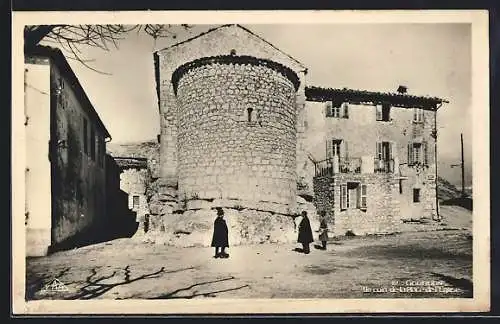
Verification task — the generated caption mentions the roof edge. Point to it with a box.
[305,85,449,110]
[155,24,307,70]
[25,45,112,138]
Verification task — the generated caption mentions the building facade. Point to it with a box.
[154,24,308,217]
[153,24,447,241]
[24,46,111,256]
[309,87,446,235]
[113,157,151,233]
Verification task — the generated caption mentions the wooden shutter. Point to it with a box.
[408,142,414,165]
[343,141,349,159]
[423,141,429,165]
[343,103,349,118]
[376,105,383,121]
[360,184,367,209]
[413,108,418,122]
[376,142,383,160]
[340,184,347,210]
[326,138,333,159]
[389,142,394,159]
[325,101,332,117]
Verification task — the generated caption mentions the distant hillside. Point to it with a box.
[437,176,465,201]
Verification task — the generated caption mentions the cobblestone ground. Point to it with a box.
[26,229,472,300]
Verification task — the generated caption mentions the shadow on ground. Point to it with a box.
[26,267,71,300]
[67,266,198,300]
[145,276,250,299]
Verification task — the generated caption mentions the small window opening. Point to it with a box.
[413,188,421,203]
[247,108,253,122]
[133,195,140,209]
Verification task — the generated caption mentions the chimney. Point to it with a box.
[397,85,408,94]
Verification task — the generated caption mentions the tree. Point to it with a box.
[24,24,191,74]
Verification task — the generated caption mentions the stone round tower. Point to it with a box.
[172,55,300,214]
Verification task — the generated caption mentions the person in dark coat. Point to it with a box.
[297,211,314,254]
[318,211,329,250]
[211,207,229,258]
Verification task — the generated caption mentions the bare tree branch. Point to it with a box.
[24,24,193,75]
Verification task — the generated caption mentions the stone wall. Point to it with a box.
[49,58,108,246]
[174,57,299,214]
[306,101,438,221]
[313,173,400,236]
[155,24,307,190]
[119,168,150,222]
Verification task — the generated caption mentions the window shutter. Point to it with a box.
[360,184,367,209]
[376,142,382,160]
[423,141,429,165]
[389,142,394,160]
[413,108,417,122]
[343,141,349,159]
[326,138,333,159]
[325,101,332,117]
[356,185,361,208]
[408,142,414,165]
[343,103,349,118]
[340,184,347,210]
[376,105,383,121]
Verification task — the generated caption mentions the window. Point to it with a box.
[332,140,342,156]
[408,141,428,166]
[83,118,88,155]
[90,126,96,161]
[326,101,349,118]
[413,188,421,203]
[132,195,140,209]
[327,139,345,159]
[340,182,367,210]
[247,108,253,122]
[413,108,424,123]
[399,179,403,194]
[376,103,391,121]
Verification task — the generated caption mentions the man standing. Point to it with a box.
[297,211,314,254]
[211,207,229,258]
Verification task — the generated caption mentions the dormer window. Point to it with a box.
[326,101,349,118]
[376,103,391,121]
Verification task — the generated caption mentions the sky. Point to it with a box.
[42,23,472,187]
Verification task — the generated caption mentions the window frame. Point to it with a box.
[413,108,424,123]
[132,195,140,209]
[376,103,391,121]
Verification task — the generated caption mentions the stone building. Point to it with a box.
[308,87,447,236]
[153,24,447,243]
[113,157,151,233]
[24,46,112,256]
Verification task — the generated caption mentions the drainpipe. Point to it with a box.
[434,103,443,221]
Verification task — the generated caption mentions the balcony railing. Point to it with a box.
[314,156,362,177]
[314,156,396,177]
[374,158,395,173]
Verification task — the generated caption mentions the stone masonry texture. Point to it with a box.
[175,59,298,214]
